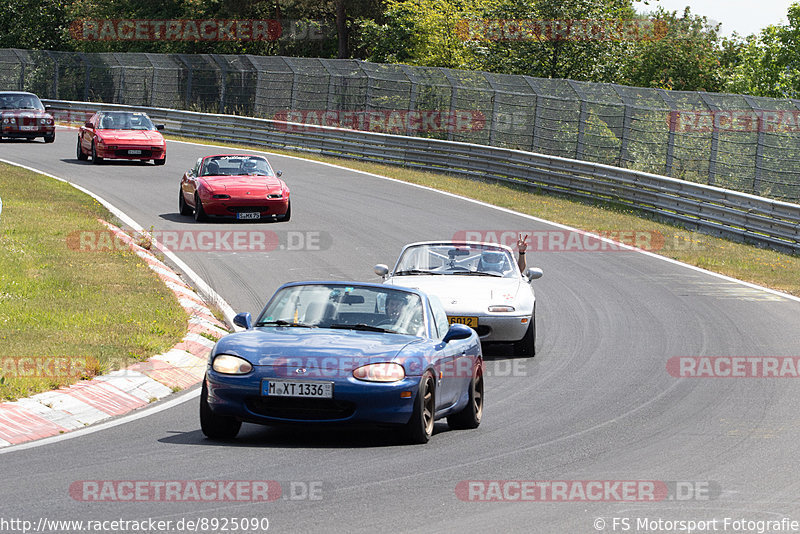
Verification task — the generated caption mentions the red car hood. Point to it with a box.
[202,175,284,195]
[96,130,164,143]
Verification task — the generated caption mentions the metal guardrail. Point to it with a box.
[45,99,800,254]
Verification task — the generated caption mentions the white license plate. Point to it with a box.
[237,212,260,220]
[20,125,36,131]
[127,149,142,155]
[262,380,333,398]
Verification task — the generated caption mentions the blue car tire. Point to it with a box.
[447,367,484,430]
[404,372,435,444]
[200,379,242,439]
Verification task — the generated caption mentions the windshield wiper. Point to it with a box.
[328,323,397,333]
[459,271,504,276]
[255,319,316,328]
[394,269,442,275]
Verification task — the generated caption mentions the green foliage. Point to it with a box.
[364,0,484,68]
[0,0,73,50]
[618,7,724,91]
[724,4,800,98]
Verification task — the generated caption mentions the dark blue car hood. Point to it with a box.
[213,327,423,370]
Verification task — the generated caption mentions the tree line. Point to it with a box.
[2,0,800,98]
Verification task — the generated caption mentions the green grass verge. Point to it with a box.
[0,163,188,401]
[167,134,800,298]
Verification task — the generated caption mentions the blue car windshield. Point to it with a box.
[256,284,425,337]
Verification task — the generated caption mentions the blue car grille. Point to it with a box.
[246,396,355,420]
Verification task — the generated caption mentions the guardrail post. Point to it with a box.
[567,80,587,161]
[657,89,677,177]
[485,73,502,146]
[210,55,227,113]
[698,93,719,186]
[442,69,459,141]
[77,53,91,101]
[320,60,337,112]
[44,50,59,99]
[285,57,300,111]
[10,49,26,90]
[611,86,633,168]
[400,65,420,137]
[175,55,193,109]
[743,95,765,195]
[523,77,541,153]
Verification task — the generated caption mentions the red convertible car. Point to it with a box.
[179,154,290,222]
[0,92,55,142]
[77,111,166,165]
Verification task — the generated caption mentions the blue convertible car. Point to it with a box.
[201,281,484,443]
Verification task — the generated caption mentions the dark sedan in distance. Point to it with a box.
[0,92,55,142]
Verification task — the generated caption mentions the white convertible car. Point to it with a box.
[375,241,543,357]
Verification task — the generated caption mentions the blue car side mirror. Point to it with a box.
[443,323,473,343]
[233,312,252,330]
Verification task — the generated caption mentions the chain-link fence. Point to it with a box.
[2,48,800,202]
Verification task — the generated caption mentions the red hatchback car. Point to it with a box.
[77,111,166,165]
[0,92,55,142]
[180,154,290,222]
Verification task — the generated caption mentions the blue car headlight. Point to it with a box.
[353,363,405,382]
[212,354,253,375]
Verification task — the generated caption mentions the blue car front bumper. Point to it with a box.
[206,370,421,426]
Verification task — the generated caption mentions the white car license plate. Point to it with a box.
[237,212,260,220]
[128,149,142,155]
[20,125,36,131]
[262,380,333,398]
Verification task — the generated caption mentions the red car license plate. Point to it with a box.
[237,212,260,220]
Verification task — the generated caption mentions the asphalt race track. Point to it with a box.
[2,129,800,533]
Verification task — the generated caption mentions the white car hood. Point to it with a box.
[385,275,528,313]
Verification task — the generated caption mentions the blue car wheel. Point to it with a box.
[200,379,242,439]
[404,372,435,444]
[447,367,484,429]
